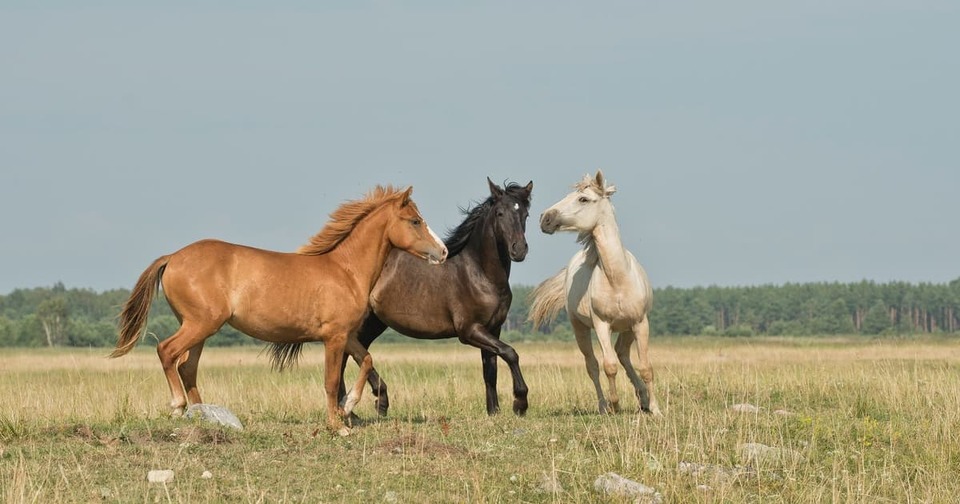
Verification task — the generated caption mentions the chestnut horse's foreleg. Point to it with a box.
[592,319,621,413]
[632,318,661,416]
[323,337,348,432]
[572,318,608,414]
[177,341,205,405]
[459,324,529,416]
[338,314,389,416]
[341,336,373,419]
[157,323,216,416]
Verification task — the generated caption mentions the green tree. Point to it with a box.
[37,296,69,346]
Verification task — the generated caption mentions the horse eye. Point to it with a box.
[411,219,421,226]
[578,196,590,203]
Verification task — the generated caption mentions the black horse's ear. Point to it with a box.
[487,177,504,198]
[523,181,533,196]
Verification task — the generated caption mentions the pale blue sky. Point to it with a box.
[1,1,957,294]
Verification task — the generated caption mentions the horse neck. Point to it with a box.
[583,207,631,288]
[326,205,394,295]
[465,213,511,287]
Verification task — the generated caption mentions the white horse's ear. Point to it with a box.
[595,170,605,189]
[604,184,617,197]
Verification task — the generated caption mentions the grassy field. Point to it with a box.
[1,336,959,503]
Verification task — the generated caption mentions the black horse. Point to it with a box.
[340,178,533,416]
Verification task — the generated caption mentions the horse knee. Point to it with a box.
[603,360,618,378]
[502,347,520,364]
[639,367,654,383]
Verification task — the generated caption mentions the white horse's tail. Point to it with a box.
[529,268,567,330]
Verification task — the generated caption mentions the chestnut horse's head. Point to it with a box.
[388,187,448,265]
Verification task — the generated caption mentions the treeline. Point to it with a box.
[507,279,960,339]
[0,282,250,348]
[2,279,959,347]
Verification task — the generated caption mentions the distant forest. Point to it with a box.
[1,279,959,348]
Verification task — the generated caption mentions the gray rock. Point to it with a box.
[184,404,244,430]
[594,472,662,503]
[536,471,563,494]
[678,461,757,482]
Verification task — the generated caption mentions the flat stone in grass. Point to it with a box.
[729,403,761,413]
[594,472,663,503]
[184,404,244,430]
[147,470,175,484]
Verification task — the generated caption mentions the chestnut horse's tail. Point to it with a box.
[111,255,169,358]
[529,267,567,330]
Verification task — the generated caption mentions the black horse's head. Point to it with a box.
[487,178,533,262]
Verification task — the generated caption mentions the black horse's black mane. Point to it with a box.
[442,182,530,258]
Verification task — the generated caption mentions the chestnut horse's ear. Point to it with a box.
[487,177,504,198]
[400,186,413,206]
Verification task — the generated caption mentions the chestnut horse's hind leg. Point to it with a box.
[177,341,206,406]
[157,322,217,416]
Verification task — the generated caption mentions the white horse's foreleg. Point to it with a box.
[573,319,608,413]
[592,319,621,413]
[614,331,649,413]
[632,318,661,416]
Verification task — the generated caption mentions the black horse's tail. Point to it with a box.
[268,342,303,371]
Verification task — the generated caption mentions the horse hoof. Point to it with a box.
[337,427,352,437]
[171,407,185,418]
[513,399,528,416]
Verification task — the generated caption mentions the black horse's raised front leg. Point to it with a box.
[461,324,529,416]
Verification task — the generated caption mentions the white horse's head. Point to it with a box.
[539,170,617,235]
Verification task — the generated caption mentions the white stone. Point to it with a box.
[201,470,213,479]
[184,404,244,430]
[147,470,175,484]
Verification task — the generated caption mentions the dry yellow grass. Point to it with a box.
[2,337,959,502]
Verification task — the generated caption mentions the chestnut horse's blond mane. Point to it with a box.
[296,185,406,256]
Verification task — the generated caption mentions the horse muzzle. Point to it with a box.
[510,241,528,262]
[540,210,560,235]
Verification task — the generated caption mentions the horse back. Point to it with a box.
[161,239,366,341]
[369,248,510,339]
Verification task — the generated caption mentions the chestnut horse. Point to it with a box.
[111,186,448,432]
[530,171,661,416]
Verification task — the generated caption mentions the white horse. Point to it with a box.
[530,170,661,415]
